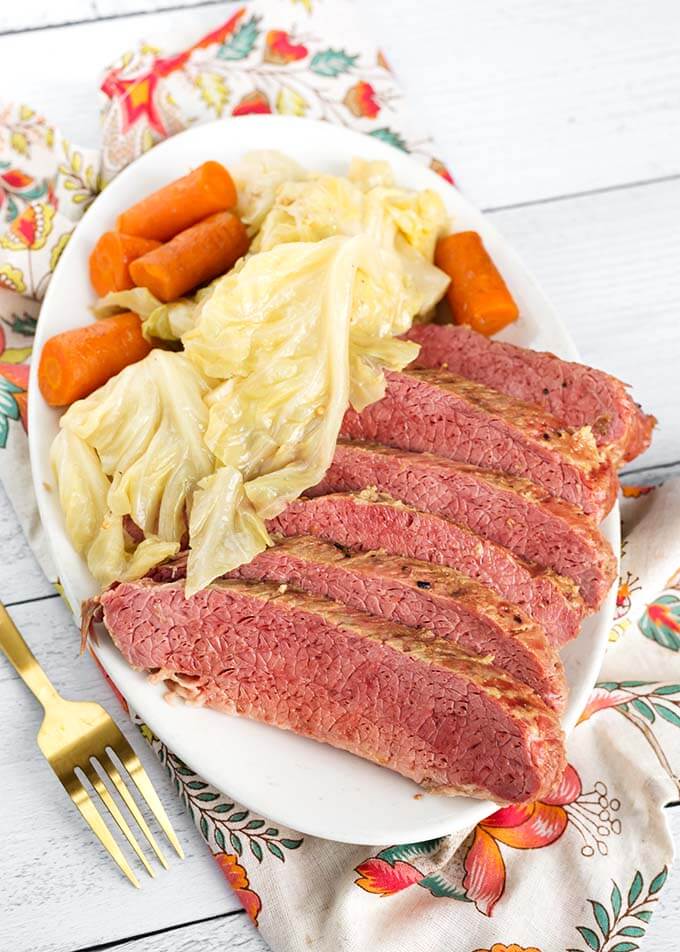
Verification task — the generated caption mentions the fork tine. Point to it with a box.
[101,751,168,870]
[64,773,140,888]
[84,761,156,878]
[110,736,184,859]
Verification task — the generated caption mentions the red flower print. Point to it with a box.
[622,484,654,498]
[354,857,423,896]
[0,201,55,251]
[215,853,262,924]
[101,9,246,136]
[578,685,635,723]
[377,49,392,72]
[1,169,34,189]
[344,81,381,119]
[430,157,455,185]
[232,90,272,116]
[263,29,308,65]
[463,765,581,915]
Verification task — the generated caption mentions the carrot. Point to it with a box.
[129,211,249,302]
[435,231,519,336]
[89,232,161,296]
[38,312,152,407]
[116,161,237,242]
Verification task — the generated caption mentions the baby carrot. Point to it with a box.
[89,232,161,297]
[435,231,519,336]
[38,312,152,407]
[129,211,249,302]
[116,161,237,242]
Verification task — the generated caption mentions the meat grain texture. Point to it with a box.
[405,323,655,465]
[269,492,585,646]
[99,578,566,803]
[312,441,617,608]
[151,538,567,711]
[341,368,618,521]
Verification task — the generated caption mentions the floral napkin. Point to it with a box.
[1,3,678,950]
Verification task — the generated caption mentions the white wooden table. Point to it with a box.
[1,1,679,949]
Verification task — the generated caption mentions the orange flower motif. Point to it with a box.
[463,765,581,915]
[263,29,308,64]
[344,80,380,119]
[232,90,272,116]
[578,685,635,723]
[377,49,392,72]
[215,853,262,924]
[430,157,455,185]
[0,263,26,294]
[100,9,245,136]
[1,168,34,189]
[0,201,55,251]
[622,484,654,498]
[354,857,423,896]
[473,945,542,952]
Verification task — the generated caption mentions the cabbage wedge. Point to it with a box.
[182,235,419,593]
[54,350,213,586]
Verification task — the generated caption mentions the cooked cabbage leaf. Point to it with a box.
[187,466,271,595]
[232,149,308,235]
[93,286,215,343]
[92,287,163,320]
[54,154,448,597]
[181,235,419,594]
[55,350,213,586]
[50,428,111,554]
[348,157,395,190]
[252,168,449,317]
[185,236,357,489]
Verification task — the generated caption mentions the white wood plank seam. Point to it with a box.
[483,172,680,215]
[0,0,239,36]
[69,910,249,952]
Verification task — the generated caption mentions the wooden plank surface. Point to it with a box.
[0,0,678,209]
[1,596,240,952]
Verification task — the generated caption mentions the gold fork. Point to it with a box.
[0,601,184,886]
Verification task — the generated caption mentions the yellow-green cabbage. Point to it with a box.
[232,149,308,235]
[251,168,449,317]
[54,350,212,586]
[53,154,449,597]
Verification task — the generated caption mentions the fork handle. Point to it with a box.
[0,603,60,709]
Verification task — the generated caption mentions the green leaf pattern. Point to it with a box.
[573,867,667,951]
[639,594,680,651]
[139,727,304,871]
[217,15,261,61]
[309,48,358,77]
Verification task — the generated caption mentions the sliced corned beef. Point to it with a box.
[310,441,617,609]
[269,493,584,646]
[340,368,618,521]
[150,538,567,710]
[98,578,566,802]
[405,323,655,466]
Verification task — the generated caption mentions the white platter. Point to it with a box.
[29,115,618,845]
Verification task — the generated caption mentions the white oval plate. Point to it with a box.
[29,116,618,845]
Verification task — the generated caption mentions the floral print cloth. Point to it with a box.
[0,3,677,950]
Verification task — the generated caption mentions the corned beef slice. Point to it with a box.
[100,578,566,802]
[311,442,616,609]
[230,537,567,711]
[269,493,584,646]
[405,323,655,465]
[340,368,618,522]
